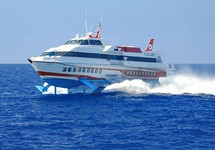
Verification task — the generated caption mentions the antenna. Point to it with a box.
[100,17,103,24]
[89,20,96,33]
[89,17,102,35]
[85,7,88,33]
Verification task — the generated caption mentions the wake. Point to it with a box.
[105,73,215,95]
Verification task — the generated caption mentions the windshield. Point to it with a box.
[64,39,103,46]
[40,51,66,56]
[64,40,84,45]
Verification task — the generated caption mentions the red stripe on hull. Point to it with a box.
[37,71,105,80]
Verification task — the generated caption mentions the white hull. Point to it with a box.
[31,59,168,88]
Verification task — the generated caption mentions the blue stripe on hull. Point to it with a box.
[44,78,82,88]
[43,78,110,89]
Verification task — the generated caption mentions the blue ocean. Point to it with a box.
[0,64,215,149]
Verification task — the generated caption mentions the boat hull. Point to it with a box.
[30,60,166,89]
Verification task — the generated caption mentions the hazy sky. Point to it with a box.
[0,0,215,64]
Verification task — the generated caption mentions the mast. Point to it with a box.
[93,20,102,38]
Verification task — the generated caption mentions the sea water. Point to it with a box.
[0,64,214,149]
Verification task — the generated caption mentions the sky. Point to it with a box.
[0,0,215,64]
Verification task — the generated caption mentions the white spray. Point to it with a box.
[105,71,215,95]
[42,83,68,94]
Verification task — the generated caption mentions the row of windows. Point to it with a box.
[61,66,166,77]
[126,71,157,77]
[64,52,109,59]
[125,71,166,77]
[64,40,103,46]
[62,67,102,74]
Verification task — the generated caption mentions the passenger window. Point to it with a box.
[77,40,83,44]
[73,68,77,72]
[87,68,90,73]
[80,40,89,45]
[62,67,67,72]
[90,40,95,45]
[78,68,82,72]
[48,51,56,56]
[95,69,98,73]
[129,71,132,75]
[99,69,102,73]
[83,68,86,72]
[91,68,94,73]
[89,40,103,45]
[68,67,72,72]
[151,72,153,76]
